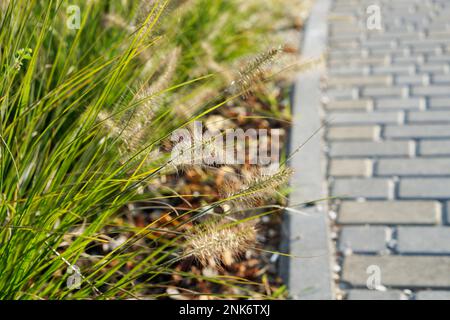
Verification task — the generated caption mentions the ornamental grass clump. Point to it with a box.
[0,0,308,299]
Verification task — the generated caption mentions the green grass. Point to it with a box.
[0,0,305,299]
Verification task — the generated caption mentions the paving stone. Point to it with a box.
[329,57,388,67]
[392,56,423,64]
[369,31,419,39]
[325,99,372,111]
[326,88,358,100]
[395,75,426,85]
[397,227,450,254]
[428,31,450,39]
[412,85,450,96]
[408,111,450,123]
[361,41,395,50]
[399,178,450,199]
[329,141,413,157]
[362,86,406,97]
[427,55,450,62]
[419,140,450,156]
[412,47,442,55]
[339,226,387,253]
[416,291,450,300]
[417,64,449,73]
[342,255,450,288]
[327,76,391,87]
[372,65,414,75]
[329,40,359,49]
[375,98,424,110]
[346,289,403,300]
[377,158,450,176]
[329,51,364,60]
[329,67,368,76]
[429,97,450,109]
[384,125,450,138]
[338,201,441,225]
[432,74,450,84]
[403,39,448,46]
[326,126,379,140]
[329,159,372,177]
[327,35,360,43]
[327,111,402,125]
[370,48,410,56]
[329,25,357,34]
[332,178,394,199]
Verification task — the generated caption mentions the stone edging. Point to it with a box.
[280,0,334,300]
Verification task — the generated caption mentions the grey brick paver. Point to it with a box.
[416,291,450,300]
[362,86,406,98]
[372,65,414,75]
[392,56,423,64]
[429,97,450,109]
[432,75,450,84]
[412,85,450,96]
[397,227,450,254]
[408,111,450,123]
[377,158,450,176]
[384,124,450,138]
[327,88,358,100]
[375,98,424,110]
[324,99,372,111]
[399,178,450,199]
[337,201,441,225]
[395,74,427,85]
[327,111,402,125]
[417,64,450,74]
[329,67,368,77]
[332,178,394,199]
[419,140,450,156]
[329,159,372,177]
[346,290,404,300]
[339,226,388,253]
[428,55,450,63]
[329,141,413,157]
[327,76,391,87]
[342,255,450,288]
[326,126,379,140]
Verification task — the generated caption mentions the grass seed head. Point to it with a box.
[184,219,257,268]
[223,166,292,209]
[229,47,282,97]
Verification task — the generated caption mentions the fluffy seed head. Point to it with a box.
[184,219,257,268]
[223,166,293,209]
[229,47,282,97]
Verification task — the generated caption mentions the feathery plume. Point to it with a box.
[97,47,180,159]
[184,219,257,267]
[102,13,135,32]
[229,47,282,97]
[223,166,293,209]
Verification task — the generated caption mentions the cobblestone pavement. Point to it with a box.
[323,0,450,300]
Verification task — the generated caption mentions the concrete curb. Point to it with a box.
[280,0,334,300]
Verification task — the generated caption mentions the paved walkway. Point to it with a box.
[324,0,450,299]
